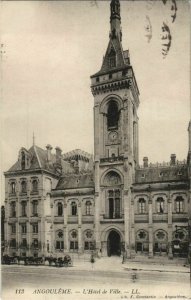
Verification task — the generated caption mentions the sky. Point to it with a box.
[0,0,190,202]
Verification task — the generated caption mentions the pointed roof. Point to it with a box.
[91,0,130,78]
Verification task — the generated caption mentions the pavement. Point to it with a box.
[70,256,190,274]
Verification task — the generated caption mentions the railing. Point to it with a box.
[100,156,124,163]
[138,159,187,169]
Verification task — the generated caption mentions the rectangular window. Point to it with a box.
[10,239,16,248]
[70,241,78,250]
[56,241,64,250]
[21,224,27,234]
[33,224,38,234]
[11,224,16,234]
[21,202,27,217]
[21,238,27,248]
[84,241,94,250]
[33,239,39,249]
[32,201,38,216]
[11,202,16,217]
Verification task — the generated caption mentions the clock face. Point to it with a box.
[109,131,118,142]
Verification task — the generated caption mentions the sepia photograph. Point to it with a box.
[0,0,190,299]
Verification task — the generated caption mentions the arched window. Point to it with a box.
[175,196,184,213]
[138,198,146,214]
[56,230,64,251]
[10,182,16,194]
[32,180,38,192]
[21,181,27,193]
[107,101,119,130]
[57,202,63,216]
[85,201,92,215]
[70,230,78,251]
[71,202,77,216]
[156,197,164,213]
[21,151,25,170]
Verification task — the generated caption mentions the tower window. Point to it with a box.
[108,189,121,219]
[107,101,119,130]
[96,77,99,83]
[108,48,116,68]
[109,73,112,79]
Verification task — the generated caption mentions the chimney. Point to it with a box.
[170,154,176,165]
[55,147,62,164]
[46,144,52,162]
[143,157,148,168]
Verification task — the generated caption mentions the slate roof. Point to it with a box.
[55,173,94,190]
[135,164,188,184]
[91,36,129,78]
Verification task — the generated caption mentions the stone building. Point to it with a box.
[3,0,191,259]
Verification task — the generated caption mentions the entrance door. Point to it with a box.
[107,230,121,256]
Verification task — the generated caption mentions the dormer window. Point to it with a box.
[21,151,25,170]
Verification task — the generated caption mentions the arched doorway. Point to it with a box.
[107,230,121,256]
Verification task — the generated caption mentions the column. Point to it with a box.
[27,198,31,256]
[94,159,101,252]
[16,198,20,256]
[168,193,173,259]
[148,196,153,258]
[124,189,130,258]
[4,200,8,255]
[64,202,69,251]
[130,198,135,257]
[50,203,54,254]
[78,202,82,253]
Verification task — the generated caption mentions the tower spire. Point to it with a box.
[110,0,122,41]
[33,132,35,146]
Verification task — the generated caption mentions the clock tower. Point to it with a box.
[90,0,140,257]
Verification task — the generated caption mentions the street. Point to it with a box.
[1,258,190,300]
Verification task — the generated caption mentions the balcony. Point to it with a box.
[100,156,124,164]
[172,213,188,222]
[101,214,124,223]
[134,214,149,223]
[153,213,168,223]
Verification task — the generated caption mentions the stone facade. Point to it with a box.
[3,0,191,259]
